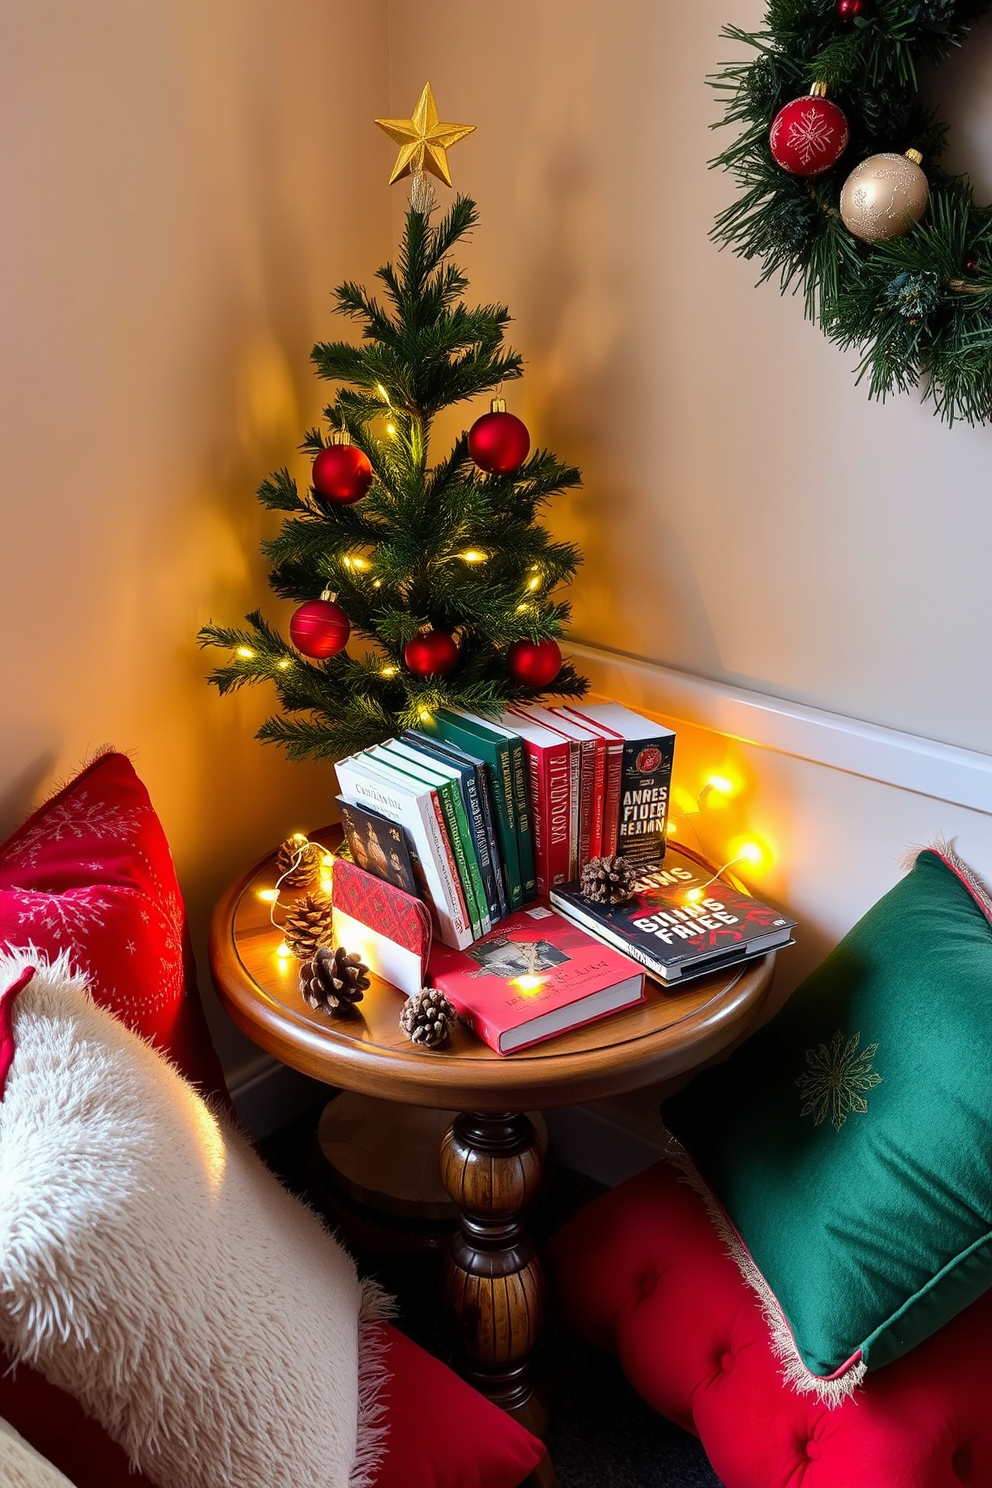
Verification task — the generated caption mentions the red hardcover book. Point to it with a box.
[560,708,623,857]
[500,712,572,895]
[548,707,607,860]
[511,704,589,875]
[428,904,645,1054]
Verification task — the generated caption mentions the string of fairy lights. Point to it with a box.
[256,770,775,967]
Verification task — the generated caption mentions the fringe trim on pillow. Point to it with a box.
[663,1135,867,1409]
[350,1278,397,1488]
[900,836,992,924]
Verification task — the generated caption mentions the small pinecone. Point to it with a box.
[282,890,334,960]
[580,854,637,906]
[399,987,457,1049]
[276,834,324,890]
[300,945,370,1014]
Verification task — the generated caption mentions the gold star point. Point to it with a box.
[375,82,475,188]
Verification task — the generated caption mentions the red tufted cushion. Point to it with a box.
[374,1323,544,1488]
[548,1160,992,1488]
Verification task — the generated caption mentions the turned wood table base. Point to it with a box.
[440,1111,545,1411]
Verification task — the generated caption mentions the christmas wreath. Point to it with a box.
[713,1,992,424]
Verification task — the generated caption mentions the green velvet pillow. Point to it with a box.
[663,846,992,1405]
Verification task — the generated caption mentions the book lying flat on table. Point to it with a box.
[550,849,797,984]
[428,904,645,1054]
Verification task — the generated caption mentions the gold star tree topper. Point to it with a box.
[375,82,475,188]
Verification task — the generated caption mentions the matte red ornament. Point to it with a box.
[404,629,459,678]
[507,637,562,688]
[312,443,374,506]
[769,86,849,177]
[837,0,863,17]
[468,400,531,474]
[289,597,351,659]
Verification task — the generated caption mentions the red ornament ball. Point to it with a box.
[837,0,863,17]
[507,638,562,688]
[966,256,980,273]
[468,410,531,474]
[289,598,350,659]
[769,90,849,177]
[312,444,374,506]
[404,629,459,678]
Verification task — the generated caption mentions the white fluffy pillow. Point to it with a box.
[0,1418,78,1488]
[0,951,388,1488]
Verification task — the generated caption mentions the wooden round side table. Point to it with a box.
[210,830,776,1429]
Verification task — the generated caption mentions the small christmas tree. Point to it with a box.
[199,87,587,762]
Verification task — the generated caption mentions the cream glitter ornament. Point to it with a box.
[840,150,929,244]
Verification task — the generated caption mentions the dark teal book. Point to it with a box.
[400,730,506,923]
[425,710,523,911]
[458,710,537,901]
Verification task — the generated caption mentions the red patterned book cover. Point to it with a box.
[428,903,644,1055]
[332,858,432,996]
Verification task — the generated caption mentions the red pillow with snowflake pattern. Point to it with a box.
[0,751,227,1098]
[0,751,230,1487]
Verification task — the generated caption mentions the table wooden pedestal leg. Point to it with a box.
[439,1111,545,1413]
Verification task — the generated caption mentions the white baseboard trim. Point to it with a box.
[228,1052,329,1140]
[570,643,992,816]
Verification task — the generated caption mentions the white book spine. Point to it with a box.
[335,757,473,950]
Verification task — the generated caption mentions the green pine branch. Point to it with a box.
[199,195,588,761]
[710,1,992,423]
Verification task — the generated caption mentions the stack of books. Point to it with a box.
[333,702,795,1052]
[333,703,677,949]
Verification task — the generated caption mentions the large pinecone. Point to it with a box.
[300,946,370,1014]
[399,987,457,1049]
[276,834,324,890]
[282,891,334,960]
[580,854,637,906]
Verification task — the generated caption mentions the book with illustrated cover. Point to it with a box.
[550,850,797,983]
[428,903,645,1054]
[566,703,675,871]
[336,797,421,897]
[334,751,473,949]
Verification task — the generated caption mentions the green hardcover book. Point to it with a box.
[425,710,524,911]
[372,743,488,938]
[457,710,536,901]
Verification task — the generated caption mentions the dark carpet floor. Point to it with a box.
[261,1102,722,1488]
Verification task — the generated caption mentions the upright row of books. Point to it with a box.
[334,702,676,952]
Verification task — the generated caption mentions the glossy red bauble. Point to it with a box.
[468,410,531,474]
[506,637,562,688]
[289,599,351,659]
[769,91,849,177]
[312,444,374,506]
[404,629,459,678]
[837,0,863,16]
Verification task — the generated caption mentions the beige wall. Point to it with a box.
[3,1,992,1076]
[389,0,992,755]
[0,0,390,1066]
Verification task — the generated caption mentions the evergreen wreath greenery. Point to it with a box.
[713,0,992,424]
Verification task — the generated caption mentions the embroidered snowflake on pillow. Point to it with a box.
[797,1030,882,1132]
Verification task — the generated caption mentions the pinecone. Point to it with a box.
[282,891,334,960]
[580,854,637,906]
[399,987,457,1050]
[276,834,324,890]
[300,945,370,1014]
